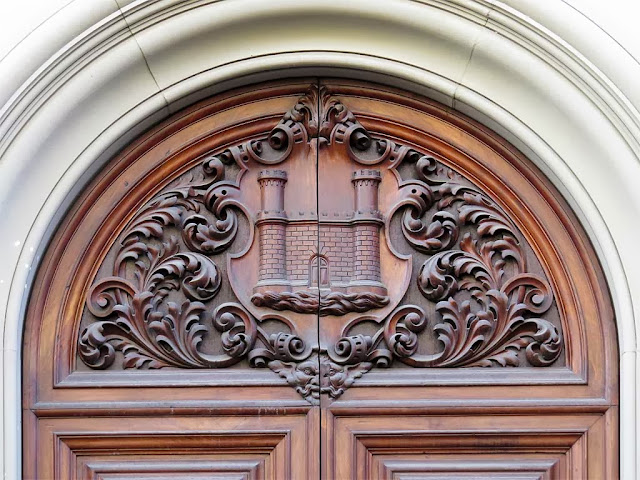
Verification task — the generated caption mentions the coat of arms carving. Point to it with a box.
[78,85,563,404]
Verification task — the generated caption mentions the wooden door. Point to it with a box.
[23,79,618,479]
[314,80,618,478]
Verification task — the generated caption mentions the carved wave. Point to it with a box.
[251,290,390,316]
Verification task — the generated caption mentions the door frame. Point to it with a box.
[1,1,639,477]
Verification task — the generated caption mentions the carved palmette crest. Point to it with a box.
[78,85,563,404]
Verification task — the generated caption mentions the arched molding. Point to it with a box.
[0,1,638,477]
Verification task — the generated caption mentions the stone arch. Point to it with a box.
[0,1,638,477]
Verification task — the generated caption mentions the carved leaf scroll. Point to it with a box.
[324,145,563,388]
[78,84,564,404]
[313,91,563,393]
[78,90,325,403]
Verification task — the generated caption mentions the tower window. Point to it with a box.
[309,255,330,287]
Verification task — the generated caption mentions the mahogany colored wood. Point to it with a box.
[23,79,618,479]
[324,410,616,479]
[39,413,317,479]
[317,78,618,479]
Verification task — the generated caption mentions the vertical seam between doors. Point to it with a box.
[315,77,323,480]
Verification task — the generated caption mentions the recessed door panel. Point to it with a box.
[23,82,323,479]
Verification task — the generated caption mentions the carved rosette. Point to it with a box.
[78,84,564,404]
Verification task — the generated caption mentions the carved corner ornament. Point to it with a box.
[78,85,563,404]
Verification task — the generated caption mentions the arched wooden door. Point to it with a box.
[23,79,618,479]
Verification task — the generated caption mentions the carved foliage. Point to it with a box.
[308,91,563,392]
[79,157,245,370]
[78,85,564,404]
[408,155,562,367]
[77,92,333,404]
[325,150,563,386]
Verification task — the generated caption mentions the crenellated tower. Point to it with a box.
[350,169,386,296]
[255,170,288,291]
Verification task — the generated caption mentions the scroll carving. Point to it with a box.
[79,155,243,370]
[78,84,564,404]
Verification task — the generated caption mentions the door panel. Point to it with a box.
[36,412,318,480]
[324,410,615,479]
[24,79,617,479]
[68,85,322,394]
[316,79,571,397]
[316,79,617,478]
[23,81,323,479]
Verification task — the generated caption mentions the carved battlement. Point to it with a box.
[352,169,383,222]
[256,169,288,222]
[352,169,381,182]
[258,169,288,183]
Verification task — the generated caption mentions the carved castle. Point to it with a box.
[252,169,388,310]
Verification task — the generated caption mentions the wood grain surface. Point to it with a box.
[23,79,617,479]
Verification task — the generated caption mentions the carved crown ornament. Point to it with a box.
[78,85,564,404]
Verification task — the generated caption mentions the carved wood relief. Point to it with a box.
[77,84,564,404]
[24,80,617,478]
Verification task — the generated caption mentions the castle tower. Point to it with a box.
[350,169,387,296]
[255,170,288,292]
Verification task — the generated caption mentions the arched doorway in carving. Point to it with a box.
[23,79,618,479]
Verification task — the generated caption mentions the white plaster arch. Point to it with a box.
[1,1,639,478]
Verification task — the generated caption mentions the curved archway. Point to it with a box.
[23,78,618,478]
[1,1,639,477]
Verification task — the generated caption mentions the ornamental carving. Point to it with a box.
[78,85,564,404]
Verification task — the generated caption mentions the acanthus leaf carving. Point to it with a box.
[330,146,563,373]
[78,84,565,404]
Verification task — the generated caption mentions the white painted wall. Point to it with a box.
[1,1,639,478]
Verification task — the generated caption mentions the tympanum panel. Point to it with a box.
[23,79,617,479]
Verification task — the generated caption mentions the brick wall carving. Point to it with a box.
[319,226,354,284]
[259,223,287,280]
[251,169,390,314]
[285,224,316,282]
[353,224,380,282]
[284,225,356,285]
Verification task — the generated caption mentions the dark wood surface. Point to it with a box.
[23,79,618,478]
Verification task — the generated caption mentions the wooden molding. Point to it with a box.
[324,410,617,479]
[23,79,618,478]
[29,411,319,479]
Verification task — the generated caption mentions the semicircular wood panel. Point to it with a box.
[23,79,618,479]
